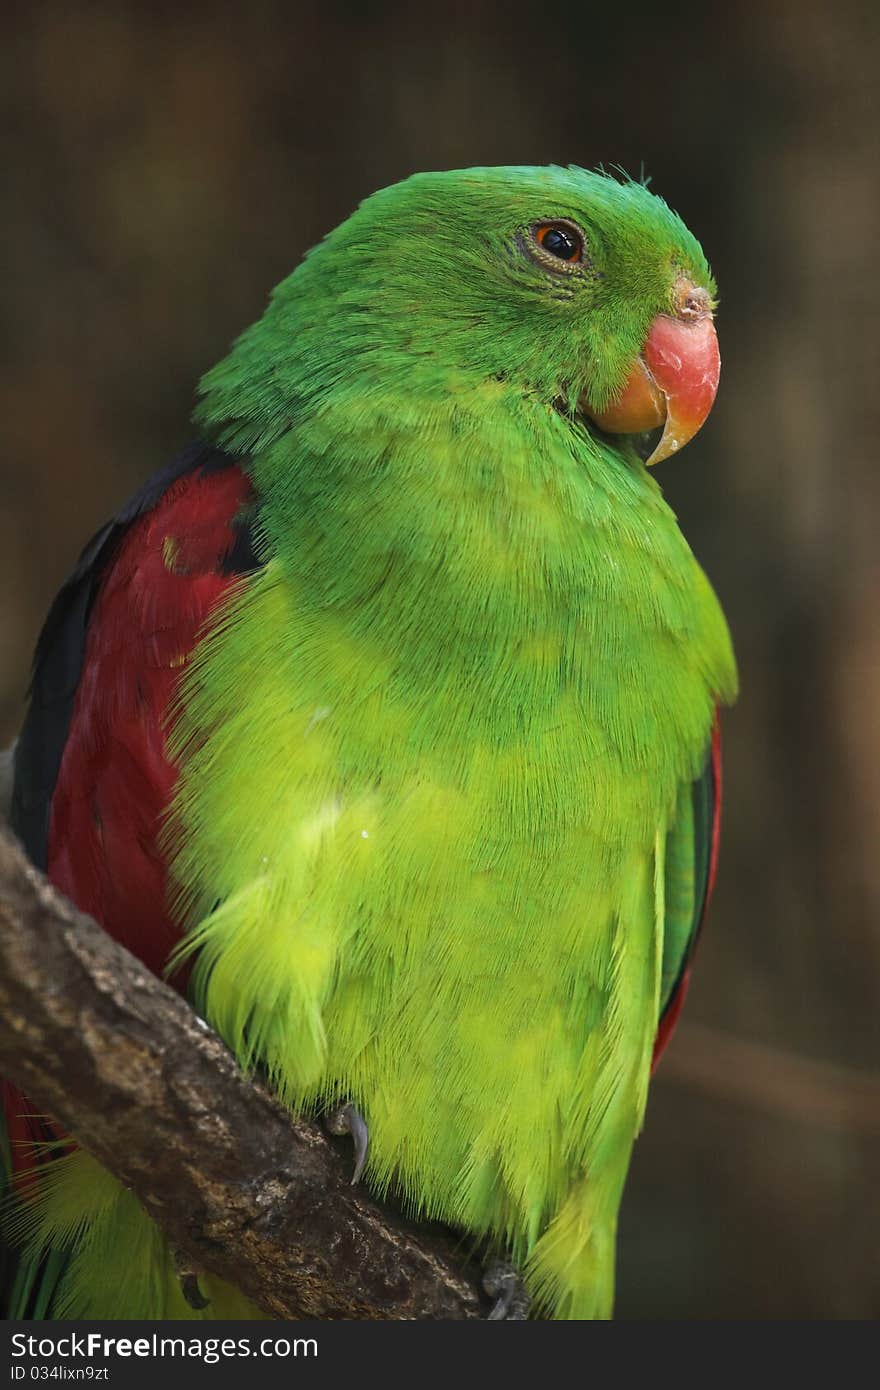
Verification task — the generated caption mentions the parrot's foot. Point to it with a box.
[325,1101,369,1184]
[172,1246,210,1310]
[483,1258,531,1320]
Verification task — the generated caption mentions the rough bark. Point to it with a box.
[0,824,486,1319]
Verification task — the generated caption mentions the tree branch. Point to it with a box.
[0,824,486,1319]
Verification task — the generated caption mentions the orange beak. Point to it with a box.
[583,287,720,466]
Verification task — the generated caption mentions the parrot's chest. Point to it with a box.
[172,437,731,956]
[208,593,675,983]
[174,538,716,962]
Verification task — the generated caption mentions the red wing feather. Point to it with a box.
[5,449,255,1179]
[47,464,253,977]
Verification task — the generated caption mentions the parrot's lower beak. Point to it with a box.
[582,290,720,466]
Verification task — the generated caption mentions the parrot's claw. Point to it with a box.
[172,1246,210,1310]
[483,1258,531,1320]
[325,1101,370,1184]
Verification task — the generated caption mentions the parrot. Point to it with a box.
[1,165,736,1321]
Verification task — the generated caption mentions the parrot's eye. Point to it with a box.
[531,220,585,266]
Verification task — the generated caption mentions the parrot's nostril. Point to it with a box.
[675,279,712,320]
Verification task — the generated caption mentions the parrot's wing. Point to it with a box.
[2,443,260,1315]
[652,717,722,1069]
[11,441,257,874]
[10,443,259,986]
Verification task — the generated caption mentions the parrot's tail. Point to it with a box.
[3,1146,266,1320]
[525,1181,618,1320]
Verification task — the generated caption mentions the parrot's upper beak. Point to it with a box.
[582,280,720,466]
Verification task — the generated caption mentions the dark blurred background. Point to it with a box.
[2,0,878,1319]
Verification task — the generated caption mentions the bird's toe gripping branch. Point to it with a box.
[324,1101,370,1185]
[483,1257,532,1321]
[172,1245,211,1311]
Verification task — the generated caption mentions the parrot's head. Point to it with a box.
[198,165,719,466]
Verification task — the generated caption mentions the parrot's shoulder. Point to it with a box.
[11,442,258,878]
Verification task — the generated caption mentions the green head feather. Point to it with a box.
[195,165,715,453]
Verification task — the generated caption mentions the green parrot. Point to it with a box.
[3,165,736,1320]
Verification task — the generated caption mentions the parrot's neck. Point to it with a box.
[244,385,707,713]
